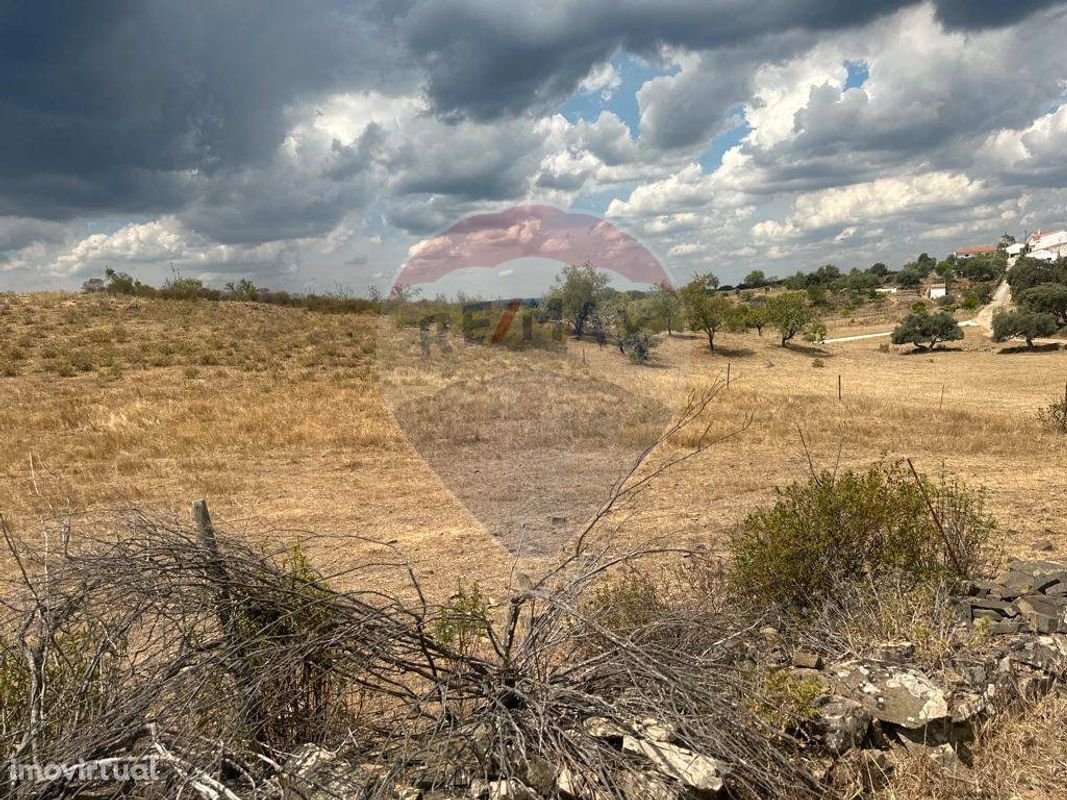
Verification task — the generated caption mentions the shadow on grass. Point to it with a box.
[899,345,966,355]
[996,343,1063,355]
[782,342,832,357]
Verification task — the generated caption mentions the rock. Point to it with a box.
[1014,594,1067,634]
[1001,560,1067,592]
[991,619,1026,635]
[470,779,539,800]
[830,661,949,729]
[634,717,676,743]
[617,772,681,800]
[949,690,989,723]
[1009,634,1067,675]
[1046,580,1067,597]
[793,650,824,670]
[522,758,556,796]
[1031,539,1055,552]
[622,736,728,794]
[959,597,1018,618]
[868,641,915,663]
[816,697,871,754]
[582,717,627,740]
[759,625,780,639]
[994,571,1037,596]
[556,766,607,800]
[282,744,386,800]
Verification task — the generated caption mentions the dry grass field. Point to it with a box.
[1,290,1066,603]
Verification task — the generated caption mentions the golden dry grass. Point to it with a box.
[878,692,1067,800]
[0,291,1065,600]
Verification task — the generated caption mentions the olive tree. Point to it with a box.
[680,273,738,351]
[992,309,1059,348]
[766,292,818,346]
[647,280,683,336]
[1019,283,1067,327]
[891,310,964,350]
[546,263,613,338]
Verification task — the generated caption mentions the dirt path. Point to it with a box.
[823,320,978,345]
[974,278,1011,333]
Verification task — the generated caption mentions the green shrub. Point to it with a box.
[1038,394,1067,433]
[730,462,996,607]
[583,571,668,639]
[433,581,491,656]
[752,668,825,731]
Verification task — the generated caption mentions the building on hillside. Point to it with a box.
[952,244,997,259]
[1025,229,1067,260]
[1005,242,1025,257]
[927,283,948,300]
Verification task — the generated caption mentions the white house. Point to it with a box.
[1005,242,1025,257]
[1025,229,1067,260]
[927,283,948,300]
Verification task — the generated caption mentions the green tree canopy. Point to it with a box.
[891,310,964,350]
[766,292,818,346]
[546,263,613,338]
[647,280,683,336]
[992,309,1059,348]
[680,273,737,351]
[1008,257,1067,296]
[1019,282,1067,326]
[744,269,767,287]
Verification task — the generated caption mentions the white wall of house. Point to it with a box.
[928,286,947,299]
[1027,230,1067,251]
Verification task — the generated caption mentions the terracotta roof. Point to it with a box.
[952,245,997,255]
[1028,229,1065,244]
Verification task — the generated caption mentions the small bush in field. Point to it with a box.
[50,359,77,377]
[730,462,997,607]
[1038,395,1067,433]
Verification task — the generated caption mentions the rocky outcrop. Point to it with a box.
[960,559,1067,634]
[829,661,948,729]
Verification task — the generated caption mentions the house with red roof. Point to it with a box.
[951,244,997,259]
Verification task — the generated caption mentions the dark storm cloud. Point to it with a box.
[932,0,1066,28]
[403,0,1064,120]
[0,0,1062,251]
[0,0,409,219]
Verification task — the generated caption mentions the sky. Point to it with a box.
[2,0,1067,295]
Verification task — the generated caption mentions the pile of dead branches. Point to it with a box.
[0,384,824,800]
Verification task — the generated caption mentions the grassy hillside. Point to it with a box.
[1,291,1066,600]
